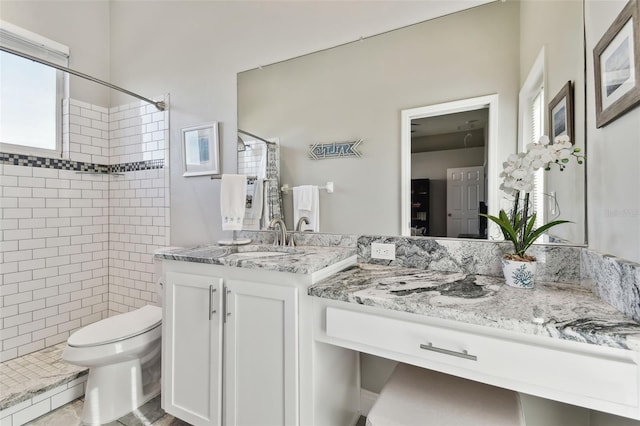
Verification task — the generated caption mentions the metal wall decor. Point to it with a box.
[308,139,362,160]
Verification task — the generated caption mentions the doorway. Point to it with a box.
[400,94,499,237]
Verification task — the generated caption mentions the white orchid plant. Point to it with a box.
[480,135,584,261]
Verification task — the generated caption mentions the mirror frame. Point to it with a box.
[400,94,500,237]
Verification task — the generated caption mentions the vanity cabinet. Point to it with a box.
[162,272,223,426]
[313,297,640,421]
[159,253,358,426]
[224,279,298,425]
[162,271,298,426]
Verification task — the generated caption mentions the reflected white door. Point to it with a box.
[446,166,485,237]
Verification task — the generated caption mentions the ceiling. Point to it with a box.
[411,108,488,153]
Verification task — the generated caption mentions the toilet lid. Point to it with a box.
[68,305,162,347]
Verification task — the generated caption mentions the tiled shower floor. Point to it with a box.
[0,344,188,425]
[0,343,87,411]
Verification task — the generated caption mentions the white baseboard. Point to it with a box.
[360,389,379,417]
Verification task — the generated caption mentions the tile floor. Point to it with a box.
[28,396,364,426]
[0,343,87,410]
[2,345,366,426]
[25,395,190,426]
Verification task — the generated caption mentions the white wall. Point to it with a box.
[106,0,491,246]
[0,0,111,106]
[238,1,519,235]
[585,0,640,264]
[520,0,586,244]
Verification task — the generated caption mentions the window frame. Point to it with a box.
[518,47,547,234]
[0,20,69,158]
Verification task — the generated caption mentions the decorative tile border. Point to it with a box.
[110,159,164,173]
[0,152,107,173]
[0,152,164,174]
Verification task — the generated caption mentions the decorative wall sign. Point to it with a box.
[593,0,640,128]
[309,139,362,160]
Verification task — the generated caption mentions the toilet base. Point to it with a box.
[81,356,160,425]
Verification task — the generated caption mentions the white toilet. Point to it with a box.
[63,251,173,424]
[63,304,162,424]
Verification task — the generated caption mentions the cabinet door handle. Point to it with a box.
[223,287,231,323]
[419,343,477,361]
[209,285,217,320]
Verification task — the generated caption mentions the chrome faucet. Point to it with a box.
[268,218,287,246]
[295,216,310,232]
[289,217,310,247]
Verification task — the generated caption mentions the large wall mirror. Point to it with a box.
[237,0,586,245]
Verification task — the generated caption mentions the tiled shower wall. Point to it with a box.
[108,101,169,314]
[0,166,110,362]
[0,97,169,362]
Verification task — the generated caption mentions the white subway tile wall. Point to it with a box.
[0,97,169,362]
[107,100,169,314]
[109,101,167,165]
[107,168,170,314]
[63,99,110,165]
[1,165,110,363]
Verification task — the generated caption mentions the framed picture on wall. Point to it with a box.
[593,0,640,128]
[181,122,220,177]
[548,81,574,142]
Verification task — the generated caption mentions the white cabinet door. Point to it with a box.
[224,280,299,426]
[163,272,223,426]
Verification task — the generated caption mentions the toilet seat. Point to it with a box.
[68,305,162,348]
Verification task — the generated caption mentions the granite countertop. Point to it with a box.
[308,263,640,352]
[155,244,356,275]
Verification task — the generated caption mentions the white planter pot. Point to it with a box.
[501,258,536,289]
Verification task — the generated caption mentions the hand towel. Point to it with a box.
[293,185,319,232]
[293,185,314,211]
[221,174,247,231]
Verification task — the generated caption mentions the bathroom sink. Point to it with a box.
[227,251,291,259]
[224,245,299,259]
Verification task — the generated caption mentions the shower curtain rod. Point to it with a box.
[238,129,276,145]
[1,46,166,111]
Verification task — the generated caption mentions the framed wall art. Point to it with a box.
[182,122,220,177]
[593,0,640,128]
[548,81,574,142]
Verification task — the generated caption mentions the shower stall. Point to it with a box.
[236,129,284,230]
[0,46,171,364]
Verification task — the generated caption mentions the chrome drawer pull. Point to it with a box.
[420,343,477,361]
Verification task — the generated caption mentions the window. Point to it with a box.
[518,48,546,234]
[0,20,69,157]
[528,84,545,232]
